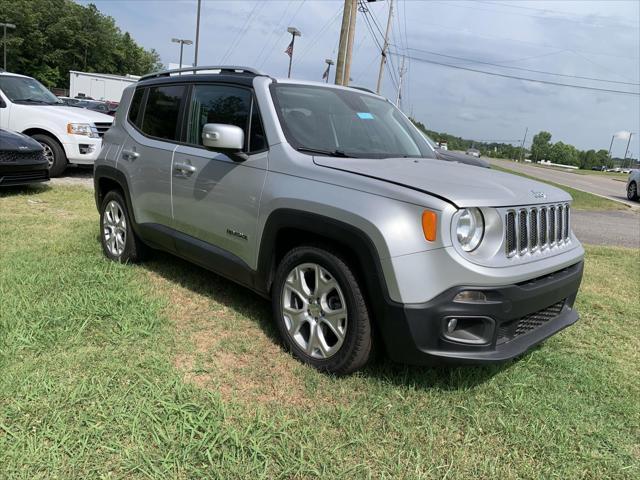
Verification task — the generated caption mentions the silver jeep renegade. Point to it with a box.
[94,66,584,374]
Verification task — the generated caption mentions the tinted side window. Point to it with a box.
[141,85,185,140]
[249,102,267,152]
[186,84,251,147]
[128,88,145,127]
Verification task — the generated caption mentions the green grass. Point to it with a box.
[492,165,628,211]
[1,185,639,479]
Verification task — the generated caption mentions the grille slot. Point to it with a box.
[518,209,528,255]
[530,208,538,251]
[505,211,516,257]
[497,300,566,344]
[504,203,570,259]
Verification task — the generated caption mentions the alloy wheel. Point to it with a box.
[102,200,127,256]
[281,263,348,359]
[39,142,55,168]
[628,182,637,200]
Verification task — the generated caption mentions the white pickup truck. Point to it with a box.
[0,71,113,176]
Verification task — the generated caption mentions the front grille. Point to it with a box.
[94,122,112,137]
[497,300,565,344]
[0,150,45,163]
[505,203,571,258]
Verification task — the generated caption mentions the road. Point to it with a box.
[489,158,636,208]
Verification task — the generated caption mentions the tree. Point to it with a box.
[0,0,162,88]
[530,131,552,162]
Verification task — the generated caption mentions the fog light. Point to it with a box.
[447,318,458,333]
[79,144,96,154]
[453,290,487,303]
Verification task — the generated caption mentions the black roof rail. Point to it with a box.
[349,85,378,95]
[140,65,266,81]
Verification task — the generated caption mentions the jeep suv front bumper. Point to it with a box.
[379,261,584,364]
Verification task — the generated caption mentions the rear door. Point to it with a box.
[171,82,268,269]
[119,84,186,236]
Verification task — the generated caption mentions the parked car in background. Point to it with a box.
[95,65,584,374]
[466,148,481,157]
[0,128,49,186]
[591,166,606,171]
[422,133,490,168]
[0,71,113,176]
[58,97,117,116]
[627,170,639,201]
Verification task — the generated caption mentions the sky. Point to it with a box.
[77,0,640,159]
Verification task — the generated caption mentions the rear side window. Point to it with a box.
[128,88,144,127]
[141,85,185,141]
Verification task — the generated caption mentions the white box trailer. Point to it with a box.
[69,71,140,103]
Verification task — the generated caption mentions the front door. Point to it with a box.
[171,83,268,269]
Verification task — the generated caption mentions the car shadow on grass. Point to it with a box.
[0,183,51,198]
[138,250,512,390]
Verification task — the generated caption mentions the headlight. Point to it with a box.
[456,208,484,252]
[67,123,99,138]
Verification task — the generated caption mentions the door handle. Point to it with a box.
[121,150,139,161]
[174,162,196,175]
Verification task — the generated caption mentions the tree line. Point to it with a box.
[412,118,618,170]
[0,0,162,88]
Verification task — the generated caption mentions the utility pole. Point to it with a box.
[608,134,615,158]
[334,0,353,85]
[623,132,633,164]
[1,22,16,71]
[519,127,528,162]
[396,55,406,107]
[342,0,358,86]
[194,0,201,69]
[171,38,193,72]
[376,0,394,94]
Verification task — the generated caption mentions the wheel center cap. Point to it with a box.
[309,304,322,318]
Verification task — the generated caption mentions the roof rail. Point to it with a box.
[349,86,377,95]
[140,65,265,81]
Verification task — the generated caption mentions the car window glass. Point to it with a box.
[249,99,267,152]
[141,85,184,140]
[128,89,144,126]
[186,84,251,148]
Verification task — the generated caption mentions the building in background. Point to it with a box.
[69,71,140,102]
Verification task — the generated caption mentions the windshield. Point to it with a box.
[271,84,435,159]
[0,76,62,104]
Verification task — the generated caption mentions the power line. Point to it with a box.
[404,47,640,86]
[293,4,343,66]
[220,1,263,64]
[391,52,640,95]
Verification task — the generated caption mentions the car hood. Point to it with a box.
[435,149,490,168]
[313,156,571,207]
[0,128,43,152]
[18,104,114,124]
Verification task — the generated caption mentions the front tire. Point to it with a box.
[272,246,373,375]
[99,190,146,263]
[627,181,638,201]
[31,133,67,177]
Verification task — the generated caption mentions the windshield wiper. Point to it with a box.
[12,98,58,105]
[297,147,354,158]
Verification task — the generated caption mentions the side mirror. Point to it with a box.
[202,123,247,161]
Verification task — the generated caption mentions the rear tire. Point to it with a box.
[627,181,638,201]
[99,190,146,263]
[272,245,373,375]
[31,134,67,177]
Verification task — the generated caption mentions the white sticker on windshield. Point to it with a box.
[357,112,374,120]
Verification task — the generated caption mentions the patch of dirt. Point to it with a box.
[144,267,333,407]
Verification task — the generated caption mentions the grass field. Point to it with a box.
[1,185,638,479]
[491,165,628,211]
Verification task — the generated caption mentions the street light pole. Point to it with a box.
[324,59,334,83]
[608,134,615,158]
[623,132,633,163]
[171,38,193,73]
[194,0,201,70]
[286,27,301,79]
[1,22,16,71]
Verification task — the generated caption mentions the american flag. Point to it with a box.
[322,64,330,80]
[285,38,294,57]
